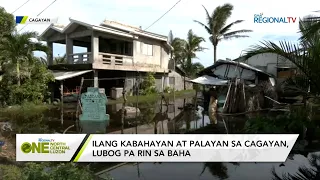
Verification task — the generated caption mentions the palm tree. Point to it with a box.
[272,153,320,180]
[194,4,252,63]
[300,15,320,40]
[171,30,206,89]
[174,29,206,77]
[244,16,320,95]
[0,31,48,86]
[54,54,67,64]
[38,54,67,65]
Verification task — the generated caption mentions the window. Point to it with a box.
[141,43,153,56]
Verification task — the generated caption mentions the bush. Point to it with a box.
[164,86,174,93]
[0,164,23,180]
[0,102,51,136]
[0,61,54,106]
[0,162,112,180]
[244,106,312,138]
[140,72,158,95]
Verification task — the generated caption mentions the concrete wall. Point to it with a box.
[133,37,169,70]
[123,71,192,96]
[243,53,294,77]
[166,71,193,91]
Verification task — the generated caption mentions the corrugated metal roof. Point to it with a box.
[188,75,228,85]
[52,70,92,81]
[198,60,273,77]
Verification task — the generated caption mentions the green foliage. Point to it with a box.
[0,102,51,136]
[0,58,54,105]
[244,107,312,137]
[194,4,252,62]
[171,30,206,78]
[0,162,112,180]
[0,7,15,37]
[140,72,158,95]
[193,84,202,91]
[0,164,23,180]
[164,86,174,93]
[244,17,320,95]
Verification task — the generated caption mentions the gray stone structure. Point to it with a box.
[40,18,191,97]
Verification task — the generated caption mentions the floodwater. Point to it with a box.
[45,97,320,180]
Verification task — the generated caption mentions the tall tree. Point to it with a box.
[0,32,48,86]
[0,7,15,38]
[0,7,16,72]
[172,30,206,89]
[194,4,252,63]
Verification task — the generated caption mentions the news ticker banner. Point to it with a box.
[16,134,298,162]
[16,16,58,24]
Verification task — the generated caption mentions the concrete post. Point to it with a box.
[93,70,99,88]
[47,41,53,65]
[91,33,99,63]
[66,35,73,64]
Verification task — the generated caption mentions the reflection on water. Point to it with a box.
[43,97,320,180]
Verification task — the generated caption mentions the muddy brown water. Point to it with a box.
[44,97,320,180]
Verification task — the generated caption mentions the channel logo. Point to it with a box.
[16,16,58,24]
[21,138,70,154]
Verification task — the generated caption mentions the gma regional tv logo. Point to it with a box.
[254,13,297,23]
[16,16,58,24]
[21,138,70,154]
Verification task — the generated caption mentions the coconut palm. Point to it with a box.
[194,4,252,63]
[0,31,48,86]
[175,29,206,77]
[244,16,320,95]
[171,29,206,89]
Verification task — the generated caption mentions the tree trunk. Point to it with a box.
[183,76,186,90]
[213,45,217,63]
[16,61,20,86]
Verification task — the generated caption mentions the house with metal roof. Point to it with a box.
[233,53,296,84]
[197,59,275,86]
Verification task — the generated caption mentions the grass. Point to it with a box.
[108,89,196,104]
[0,90,196,114]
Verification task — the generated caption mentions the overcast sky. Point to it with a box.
[2,0,319,67]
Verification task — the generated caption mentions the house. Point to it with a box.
[194,59,277,113]
[197,59,275,85]
[234,53,296,84]
[40,18,189,99]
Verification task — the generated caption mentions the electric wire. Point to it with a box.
[144,0,182,31]
[12,0,31,13]
[18,0,57,33]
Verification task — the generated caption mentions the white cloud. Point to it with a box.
[2,0,319,67]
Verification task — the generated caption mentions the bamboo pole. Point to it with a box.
[193,90,198,122]
[223,81,232,113]
[60,80,64,126]
[135,72,139,134]
[120,79,127,134]
[76,77,84,132]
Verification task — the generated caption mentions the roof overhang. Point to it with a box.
[188,75,229,86]
[198,60,273,77]
[40,18,168,42]
[52,70,92,81]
